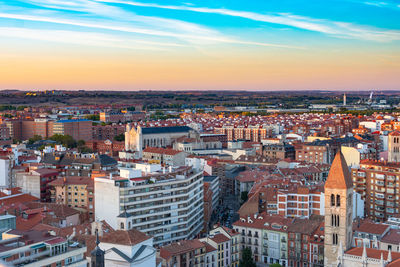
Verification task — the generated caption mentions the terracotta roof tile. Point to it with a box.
[325,151,353,189]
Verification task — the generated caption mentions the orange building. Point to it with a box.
[277,186,323,218]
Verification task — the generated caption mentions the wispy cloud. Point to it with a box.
[95,0,400,42]
[0,26,178,50]
[0,11,301,49]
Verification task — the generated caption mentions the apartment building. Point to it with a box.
[261,143,295,161]
[53,119,92,141]
[95,164,204,246]
[15,168,59,201]
[99,111,145,123]
[204,176,220,210]
[0,229,87,266]
[143,147,186,166]
[214,125,272,142]
[351,160,400,221]
[233,213,293,266]
[296,137,359,164]
[159,239,211,267]
[49,176,95,217]
[287,216,324,267]
[277,186,324,218]
[209,226,240,267]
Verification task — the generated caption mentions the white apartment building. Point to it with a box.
[0,157,10,188]
[95,164,204,246]
[204,176,220,209]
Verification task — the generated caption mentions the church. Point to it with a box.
[324,152,400,267]
[124,124,195,157]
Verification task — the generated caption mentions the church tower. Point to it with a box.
[324,151,353,267]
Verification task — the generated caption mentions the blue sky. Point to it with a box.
[0,0,399,90]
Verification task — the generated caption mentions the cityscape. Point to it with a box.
[1,0,400,267]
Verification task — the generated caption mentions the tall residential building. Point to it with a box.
[53,119,92,141]
[0,157,11,187]
[49,176,95,217]
[277,186,324,218]
[388,131,400,162]
[324,152,353,267]
[351,160,400,221]
[15,168,59,201]
[233,213,293,266]
[94,164,204,246]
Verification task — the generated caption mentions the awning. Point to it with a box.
[30,243,46,249]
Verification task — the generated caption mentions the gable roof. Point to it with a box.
[325,151,353,190]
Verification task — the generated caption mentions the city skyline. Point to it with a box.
[1,0,399,90]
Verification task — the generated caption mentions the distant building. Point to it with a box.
[53,119,92,141]
[143,147,186,166]
[125,125,194,157]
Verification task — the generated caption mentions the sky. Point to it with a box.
[0,0,399,91]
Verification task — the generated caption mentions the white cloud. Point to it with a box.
[0,12,300,48]
[95,0,400,42]
[0,26,183,50]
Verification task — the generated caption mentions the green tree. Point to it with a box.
[28,135,42,145]
[77,139,86,147]
[49,134,77,148]
[241,191,248,203]
[85,114,100,121]
[239,247,256,267]
[114,133,125,142]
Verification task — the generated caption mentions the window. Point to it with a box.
[336,195,340,207]
[120,222,124,230]
[333,233,338,245]
[331,194,335,206]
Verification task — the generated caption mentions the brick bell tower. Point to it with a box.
[324,151,353,267]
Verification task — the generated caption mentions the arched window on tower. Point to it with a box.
[333,233,338,245]
[337,215,340,227]
[331,214,334,226]
[331,194,335,207]
[336,195,341,207]
[120,222,124,230]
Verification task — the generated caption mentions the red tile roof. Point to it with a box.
[211,233,230,244]
[345,247,400,262]
[325,151,353,189]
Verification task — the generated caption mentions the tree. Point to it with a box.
[28,135,42,145]
[239,247,256,267]
[241,191,248,203]
[85,114,100,121]
[49,134,77,148]
[114,133,125,142]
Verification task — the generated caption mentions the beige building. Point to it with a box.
[388,131,400,162]
[142,147,186,166]
[324,152,353,267]
[49,176,94,217]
